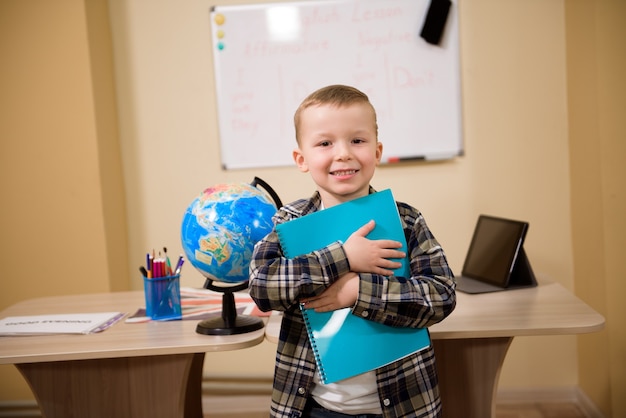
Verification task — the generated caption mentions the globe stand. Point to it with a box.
[195,278,264,336]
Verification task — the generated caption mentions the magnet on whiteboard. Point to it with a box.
[214,13,226,25]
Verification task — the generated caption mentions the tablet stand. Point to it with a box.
[508,247,538,289]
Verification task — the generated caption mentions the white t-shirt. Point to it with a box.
[311,371,383,414]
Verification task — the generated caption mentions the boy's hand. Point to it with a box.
[301,272,359,312]
[343,220,405,276]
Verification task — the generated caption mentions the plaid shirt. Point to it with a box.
[249,189,456,418]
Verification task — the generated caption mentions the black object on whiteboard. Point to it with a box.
[210,0,463,170]
[420,0,452,45]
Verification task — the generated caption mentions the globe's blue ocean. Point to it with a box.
[181,183,277,283]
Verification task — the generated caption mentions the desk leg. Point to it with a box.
[433,337,512,418]
[17,352,205,418]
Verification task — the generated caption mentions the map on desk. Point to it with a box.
[125,287,269,323]
[0,312,125,336]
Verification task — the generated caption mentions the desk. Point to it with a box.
[265,281,604,418]
[0,291,265,418]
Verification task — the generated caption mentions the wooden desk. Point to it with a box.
[0,291,265,418]
[265,281,604,418]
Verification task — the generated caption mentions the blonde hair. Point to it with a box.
[293,85,378,143]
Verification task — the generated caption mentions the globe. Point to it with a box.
[180,180,278,284]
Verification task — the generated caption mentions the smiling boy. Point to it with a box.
[249,85,456,418]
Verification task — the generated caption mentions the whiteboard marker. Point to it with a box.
[386,156,426,163]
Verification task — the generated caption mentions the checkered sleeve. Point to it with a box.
[249,202,351,312]
[352,202,456,329]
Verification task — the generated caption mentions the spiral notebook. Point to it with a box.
[276,190,431,384]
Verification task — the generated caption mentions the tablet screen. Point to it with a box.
[461,215,528,286]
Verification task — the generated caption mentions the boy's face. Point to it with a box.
[293,102,382,207]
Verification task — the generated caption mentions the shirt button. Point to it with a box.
[383,398,391,406]
[298,387,306,395]
[361,311,369,318]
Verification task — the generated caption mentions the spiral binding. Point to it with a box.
[300,303,327,383]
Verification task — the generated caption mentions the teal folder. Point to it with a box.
[277,189,409,276]
[276,189,431,384]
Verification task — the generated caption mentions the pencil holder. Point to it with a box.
[143,274,182,320]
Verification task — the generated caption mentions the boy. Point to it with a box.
[249,85,456,418]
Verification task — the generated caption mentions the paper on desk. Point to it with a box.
[0,312,125,336]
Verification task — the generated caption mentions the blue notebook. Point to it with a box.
[276,189,431,384]
[277,189,410,276]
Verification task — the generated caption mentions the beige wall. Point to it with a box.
[566,1,625,416]
[0,0,623,415]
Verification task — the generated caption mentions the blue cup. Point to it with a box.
[143,274,182,320]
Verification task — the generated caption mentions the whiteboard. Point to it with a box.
[210,0,462,169]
